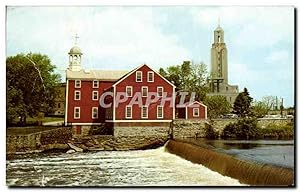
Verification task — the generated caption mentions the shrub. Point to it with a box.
[205,123,218,139]
[222,118,258,139]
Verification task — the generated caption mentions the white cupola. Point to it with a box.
[68,45,82,71]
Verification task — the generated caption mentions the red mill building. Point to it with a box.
[65,45,207,136]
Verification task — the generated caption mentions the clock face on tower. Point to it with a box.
[74,55,78,62]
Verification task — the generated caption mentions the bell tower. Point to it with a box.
[211,24,228,84]
[68,34,82,71]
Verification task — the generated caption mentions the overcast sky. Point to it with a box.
[6,6,294,107]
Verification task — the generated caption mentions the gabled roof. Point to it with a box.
[176,101,207,108]
[112,64,176,88]
[66,69,128,81]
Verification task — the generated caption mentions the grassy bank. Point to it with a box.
[9,116,64,127]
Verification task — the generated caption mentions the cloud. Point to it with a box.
[6,7,192,72]
[265,50,290,63]
[190,7,294,49]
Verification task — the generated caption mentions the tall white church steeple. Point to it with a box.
[68,34,82,71]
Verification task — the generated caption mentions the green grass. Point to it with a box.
[26,116,64,123]
[7,126,59,135]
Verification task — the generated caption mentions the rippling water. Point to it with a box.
[189,139,294,169]
[6,147,243,187]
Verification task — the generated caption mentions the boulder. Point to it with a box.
[66,149,76,154]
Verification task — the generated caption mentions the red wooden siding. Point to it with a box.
[186,103,207,119]
[114,65,174,121]
[67,80,114,123]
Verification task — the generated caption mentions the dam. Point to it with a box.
[6,138,294,187]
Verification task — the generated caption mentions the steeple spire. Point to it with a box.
[74,33,80,45]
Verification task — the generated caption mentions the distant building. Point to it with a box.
[207,24,239,105]
[51,83,66,116]
[64,45,178,135]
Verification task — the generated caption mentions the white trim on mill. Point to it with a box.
[64,80,69,126]
[112,64,176,88]
[105,120,172,123]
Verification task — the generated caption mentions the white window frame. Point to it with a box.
[74,107,80,119]
[75,80,81,88]
[193,108,200,117]
[93,80,99,88]
[74,90,81,100]
[157,106,164,119]
[147,71,154,82]
[125,105,132,119]
[126,86,133,97]
[141,106,148,119]
[92,91,98,101]
[142,86,148,97]
[157,87,163,97]
[136,71,142,82]
[92,107,98,119]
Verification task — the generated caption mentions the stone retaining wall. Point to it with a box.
[173,120,207,138]
[173,118,292,138]
[257,118,292,128]
[6,127,72,154]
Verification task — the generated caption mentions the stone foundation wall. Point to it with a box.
[73,135,167,151]
[173,120,207,138]
[114,126,170,137]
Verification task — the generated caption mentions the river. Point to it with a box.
[6,147,243,187]
[185,139,294,169]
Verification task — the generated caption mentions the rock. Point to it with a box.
[67,143,83,152]
[66,149,76,154]
[88,147,105,151]
[85,141,94,147]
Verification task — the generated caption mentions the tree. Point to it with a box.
[233,88,253,117]
[250,101,269,118]
[6,53,61,125]
[204,95,231,119]
[159,61,209,101]
[261,96,277,111]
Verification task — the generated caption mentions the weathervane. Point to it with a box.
[218,16,220,27]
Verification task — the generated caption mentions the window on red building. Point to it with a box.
[93,80,99,88]
[193,108,199,117]
[142,86,148,97]
[157,106,163,118]
[75,80,81,88]
[92,107,98,119]
[126,86,133,97]
[141,106,148,118]
[136,71,142,82]
[75,91,81,100]
[92,91,98,100]
[147,71,154,82]
[157,87,163,97]
[74,107,80,119]
[126,105,132,119]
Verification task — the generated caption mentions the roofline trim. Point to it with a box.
[112,64,176,88]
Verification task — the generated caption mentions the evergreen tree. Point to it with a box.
[233,88,253,117]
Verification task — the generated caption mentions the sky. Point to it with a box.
[6,6,295,107]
